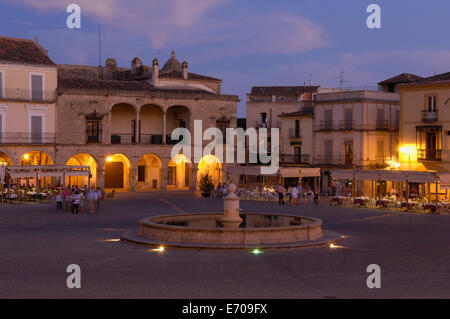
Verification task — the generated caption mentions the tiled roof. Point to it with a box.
[250,86,319,96]
[378,73,422,85]
[160,70,221,81]
[58,65,101,80]
[58,77,214,95]
[279,108,314,117]
[398,72,450,87]
[0,36,56,67]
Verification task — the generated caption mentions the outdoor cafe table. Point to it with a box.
[401,201,419,211]
[354,197,369,207]
[331,196,346,205]
[376,199,392,209]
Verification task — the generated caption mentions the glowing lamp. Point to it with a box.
[23,154,30,160]
[106,156,113,162]
[251,249,263,255]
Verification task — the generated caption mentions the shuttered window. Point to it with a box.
[0,72,3,99]
[31,115,42,144]
[31,75,43,101]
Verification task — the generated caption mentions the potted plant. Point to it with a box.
[199,173,214,198]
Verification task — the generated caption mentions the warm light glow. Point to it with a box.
[251,249,263,255]
[394,162,400,168]
[152,246,165,252]
[172,153,188,165]
[106,156,113,162]
[23,154,30,160]
[103,238,121,242]
[398,145,417,163]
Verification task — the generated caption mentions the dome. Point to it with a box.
[161,50,182,72]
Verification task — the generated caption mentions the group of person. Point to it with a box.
[55,186,103,214]
[210,183,230,198]
[275,183,319,206]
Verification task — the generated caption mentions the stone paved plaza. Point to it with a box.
[1,193,450,299]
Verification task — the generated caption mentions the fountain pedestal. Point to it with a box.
[221,183,242,228]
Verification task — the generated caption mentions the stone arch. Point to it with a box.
[197,154,223,189]
[167,153,191,190]
[0,149,15,165]
[65,153,99,189]
[135,153,163,191]
[103,153,132,192]
[139,103,165,144]
[166,105,191,133]
[110,103,138,144]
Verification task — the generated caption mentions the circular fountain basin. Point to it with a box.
[122,213,341,249]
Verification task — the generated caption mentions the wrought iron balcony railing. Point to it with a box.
[0,88,56,102]
[0,132,56,144]
[417,149,442,161]
[280,154,310,164]
[422,110,438,122]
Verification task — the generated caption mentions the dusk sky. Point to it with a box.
[2,0,450,117]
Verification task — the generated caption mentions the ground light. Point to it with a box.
[103,238,121,242]
[251,249,263,255]
[151,246,165,253]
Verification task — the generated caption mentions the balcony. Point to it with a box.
[417,149,442,161]
[317,121,335,131]
[338,121,354,131]
[280,154,310,164]
[140,134,163,145]
[0,88,56,102]
[0,132,56,144]
[315,156,354,167]
[422,110,438,122]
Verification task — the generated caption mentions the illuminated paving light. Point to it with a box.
[251,249,263,255]
[329,243,338,249]
[152,246,165,252]
[341,235,350,239]
[103,238,121,242]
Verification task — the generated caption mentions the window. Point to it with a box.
[294,120,300,138]
[168,166,176,186]
[31,74,43,101]
[376,109,384,128]
[416,126,442,161]
[324,140,333,163]
[87,120,101,143]
[138,166,146,182]
[324,110,332,130]
[260,113,267,127]
[427,96,437,112]
[344,109,352,130]
[344,140,353,165]
[0,71,3,99]
[31,115,43,144]
[377,140,385,163]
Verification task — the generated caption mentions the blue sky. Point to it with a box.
[2,0,450,117]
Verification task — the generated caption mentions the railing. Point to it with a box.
[0,132,56,144]
[0,88,56,102]
[315,121,397,131]
[140,134,163,145]
[288,128,301,139]
[317,121,335,131]
[417,149,442,161]
[280,154,310,164]
[422,110,438,122]
[314,156,354,167]
[111,133,136,144]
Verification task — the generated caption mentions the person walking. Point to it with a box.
[277,183,285,205]
[71,190,82,215]
[62,188,71,212]
[55,191,63,213]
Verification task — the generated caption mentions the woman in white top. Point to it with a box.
[290,185,298,205]
[71,191,82,214]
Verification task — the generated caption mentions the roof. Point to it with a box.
[398,72,450,87]
[161,50,182,72]
[250,86,319,96]
[159,70,221,81]
[0,36,56,67]
[279,108,314,118]
[378,73,423,85]
[58,77,215,95]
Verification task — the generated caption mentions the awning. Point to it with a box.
[280,167,300,178]
[405,172,436,184]
[331,170,355,179]
[65,171,90,177]
[355,170,381,180]
[9,173,37,179]
[439,173,450,189]
[40,172,64,177]
[299,168,320,177]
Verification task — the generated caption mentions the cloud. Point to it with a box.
[10,0,326,57]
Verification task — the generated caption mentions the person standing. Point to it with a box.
[290,185,298,205]
[96,187,102,212]
[71,190,82,215]
[55,191,63,213]
[87,188,97,214]
[277,183,285,205]
[297,183,303,205]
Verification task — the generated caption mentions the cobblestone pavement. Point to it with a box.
[1,192,449,298]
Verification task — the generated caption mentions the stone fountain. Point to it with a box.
[122,184,340,249]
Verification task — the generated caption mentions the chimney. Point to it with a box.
[105,58,117,80]
[131,57,142,76]
[152,58,159,86]
[182,61,188,80]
